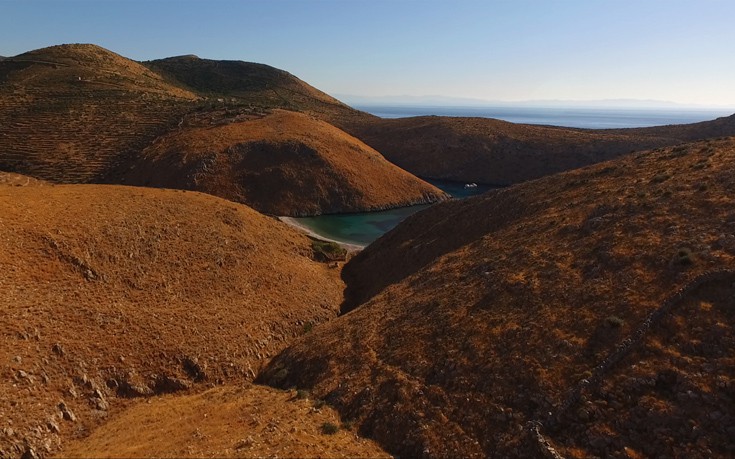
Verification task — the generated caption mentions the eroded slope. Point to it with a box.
[261,138,735,458]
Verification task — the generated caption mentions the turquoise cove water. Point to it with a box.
[293,180,494,246]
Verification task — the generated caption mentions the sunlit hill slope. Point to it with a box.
[0,44,442,216]
[118,109,448,216]
[0,180,356,456]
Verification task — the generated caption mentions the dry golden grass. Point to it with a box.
[60,384,390,458]
[3,44,197,99]
[0,44,441,217]
[261,137,735,458]
[0,184,345,457]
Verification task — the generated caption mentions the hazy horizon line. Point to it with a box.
[338,94,735,111]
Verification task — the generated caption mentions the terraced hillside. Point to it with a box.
[338,113,735,185]
[0,44,440,216]
[0,183,349,457]
[119,109,448,216]
[261,137,735,458]
[0,44,197,183]
[144,55,368,123]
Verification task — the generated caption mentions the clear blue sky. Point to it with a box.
[2,0,734,107]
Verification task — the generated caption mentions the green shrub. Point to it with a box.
[321,422,339,435]
[311,240,347,262]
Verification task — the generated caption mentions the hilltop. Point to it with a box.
[0,44,197,183]
[338,114,735,185]
[117,109,447,216]
[3,43,735,200]
[144,55,366,122]
[2,44,196,98]
[261,137,735,458]
[1,44,445,216]
[0,182,357,457]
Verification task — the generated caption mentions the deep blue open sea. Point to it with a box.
[355,105,733,129]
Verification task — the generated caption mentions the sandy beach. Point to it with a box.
[278,216,366,252]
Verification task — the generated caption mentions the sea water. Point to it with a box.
[293,180,494,246]
[355,105,732,129]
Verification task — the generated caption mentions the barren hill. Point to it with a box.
[0,44,198,183]
[144,55,368,123]
[118,109,448,216]
[261,137,735,458]
[4,42,734,203]
[0,184,348,457]
[0,44,444,216]
[339,114,735,185]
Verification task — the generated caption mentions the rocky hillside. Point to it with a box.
[117,109,447,216]
[339,113,735,185]
[261,137,735,458]
[0,183,349,457]
[0,44,198,183]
